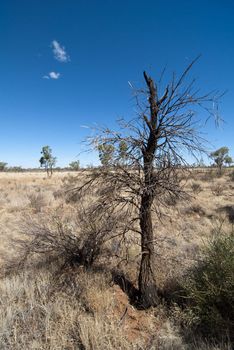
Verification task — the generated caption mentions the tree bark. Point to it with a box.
[137,71,161,307]
[138,191,159,307]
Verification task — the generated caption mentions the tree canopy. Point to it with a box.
[39,146,57,177]
[210,147,233,173]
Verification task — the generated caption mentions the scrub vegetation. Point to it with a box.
[0,168,233,349]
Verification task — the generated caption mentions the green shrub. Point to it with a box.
[191,182,202,194]
[181,232,234,341]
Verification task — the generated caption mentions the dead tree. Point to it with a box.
[71,59,220,308]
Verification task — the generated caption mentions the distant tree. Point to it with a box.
[86,163,94,169]
[118,140,128,165]
[8,166,23,172]
[39,146,56,177]
[192,158,206,168]
[0,162,7,171]
[210,147,233,174]
[224,155,233,167]
[69,160,80,171]
[98,143,115,167]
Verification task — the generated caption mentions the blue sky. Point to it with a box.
[0,0,233,167]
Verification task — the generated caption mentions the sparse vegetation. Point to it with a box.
[211,183,224,196]
[200,169,217,182]
[0,170,233,349]
[179,230,234,342]
[27,191,47,213]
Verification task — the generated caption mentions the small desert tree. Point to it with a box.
[210,147,232,174]
[118,140,128,165]
[69,160,80,171]
[0,162,7,171]
[71,59,220,308]
[39,146,56,177]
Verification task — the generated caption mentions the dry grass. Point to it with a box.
[0,171,233,349]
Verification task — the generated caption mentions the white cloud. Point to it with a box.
[51,40,70,62]
[43,72,61,80]
[49,71,60,79]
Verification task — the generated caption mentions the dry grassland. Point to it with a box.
[0,170,233,349]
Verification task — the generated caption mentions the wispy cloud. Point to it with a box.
[51,40,70,62]
[49,71,60,79]
[43,71,61,80]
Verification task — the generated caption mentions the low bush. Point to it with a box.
[27,192,47,213]
[180,231,234,341]
[191,182,202,194]
[7,217,104,272]
[4,196,127,277]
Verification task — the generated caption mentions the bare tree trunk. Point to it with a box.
[138,192,159,307]
[219,164,222,176]
[137,71,162,307]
